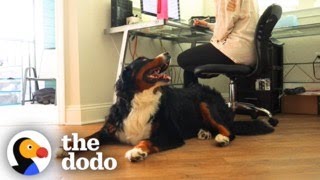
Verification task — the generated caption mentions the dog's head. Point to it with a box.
[116,52,171,95]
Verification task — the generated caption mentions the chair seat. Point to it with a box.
[194,64,253,78]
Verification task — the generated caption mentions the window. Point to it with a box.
[258,0,320,12]
[43,0,56,49]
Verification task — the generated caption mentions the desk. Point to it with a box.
[109,19,212,42]
[272,23,320,84]
[272,23,320,39]
[109,20,320,93]
[110,21,320,76]
[108,19,212,93]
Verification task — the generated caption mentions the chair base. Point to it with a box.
[226,79,278,126]
[227,101,278,127]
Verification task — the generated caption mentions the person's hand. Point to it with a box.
[193,19,208,27]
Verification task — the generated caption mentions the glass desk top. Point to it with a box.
[272,23,320,39]
[109,20,320,40]
[109,19,212,43]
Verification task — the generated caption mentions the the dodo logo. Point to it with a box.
[7,130,51,176]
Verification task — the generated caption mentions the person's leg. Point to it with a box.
[177,43,235,87]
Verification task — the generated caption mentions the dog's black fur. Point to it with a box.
[57,52,274,162]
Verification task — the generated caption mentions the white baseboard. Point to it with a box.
[65,93,229,125]
[65,102,112,125]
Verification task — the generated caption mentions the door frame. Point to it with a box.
[56,0,65,124]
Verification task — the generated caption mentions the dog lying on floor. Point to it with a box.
[57,52,274,162]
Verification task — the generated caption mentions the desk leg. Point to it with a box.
[113,30,129,102]
[191,41,197,48]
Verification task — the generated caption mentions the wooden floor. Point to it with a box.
[2,114,319,178]
[0,114,308,179]
[50,114,320,179]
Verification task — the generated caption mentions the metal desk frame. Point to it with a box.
[272,23,320,84]
[108,20,320,99]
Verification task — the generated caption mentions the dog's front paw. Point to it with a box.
[197,129,212,140]
[215,134,230,146]
[56,147,69,158]
[125,148,148,162]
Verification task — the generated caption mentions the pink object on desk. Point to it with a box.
[157,0,168,19]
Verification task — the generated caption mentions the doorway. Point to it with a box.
[0,0,63,125]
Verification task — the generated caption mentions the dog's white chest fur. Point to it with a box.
[116,88,162,145]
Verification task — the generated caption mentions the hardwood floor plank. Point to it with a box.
[52,114,320,179]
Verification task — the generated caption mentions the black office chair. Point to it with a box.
[194,4,282,126]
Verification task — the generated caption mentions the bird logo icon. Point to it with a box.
[7,130,51,176]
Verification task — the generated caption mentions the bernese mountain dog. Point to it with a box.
[57,52,274,162]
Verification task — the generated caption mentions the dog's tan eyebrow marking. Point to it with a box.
[134,140,159,154]
[199,102,231,137]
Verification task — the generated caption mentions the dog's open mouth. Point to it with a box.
[146,63,171,83]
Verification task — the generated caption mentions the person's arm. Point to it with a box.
[193,19,215,32]
[207,23,215,31]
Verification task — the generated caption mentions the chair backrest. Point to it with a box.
[249,4,282,77]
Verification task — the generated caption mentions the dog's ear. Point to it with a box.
[115,67,135,96]
[121,66,132,81]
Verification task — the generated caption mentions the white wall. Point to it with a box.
[258,0,317,12]
[64,0,119,125]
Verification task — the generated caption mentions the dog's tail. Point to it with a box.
[233,120,274,135]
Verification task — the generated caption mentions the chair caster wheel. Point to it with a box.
[250,111,258,119]
[268,118,278,127]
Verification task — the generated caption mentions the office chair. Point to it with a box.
[194,4,283,126]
